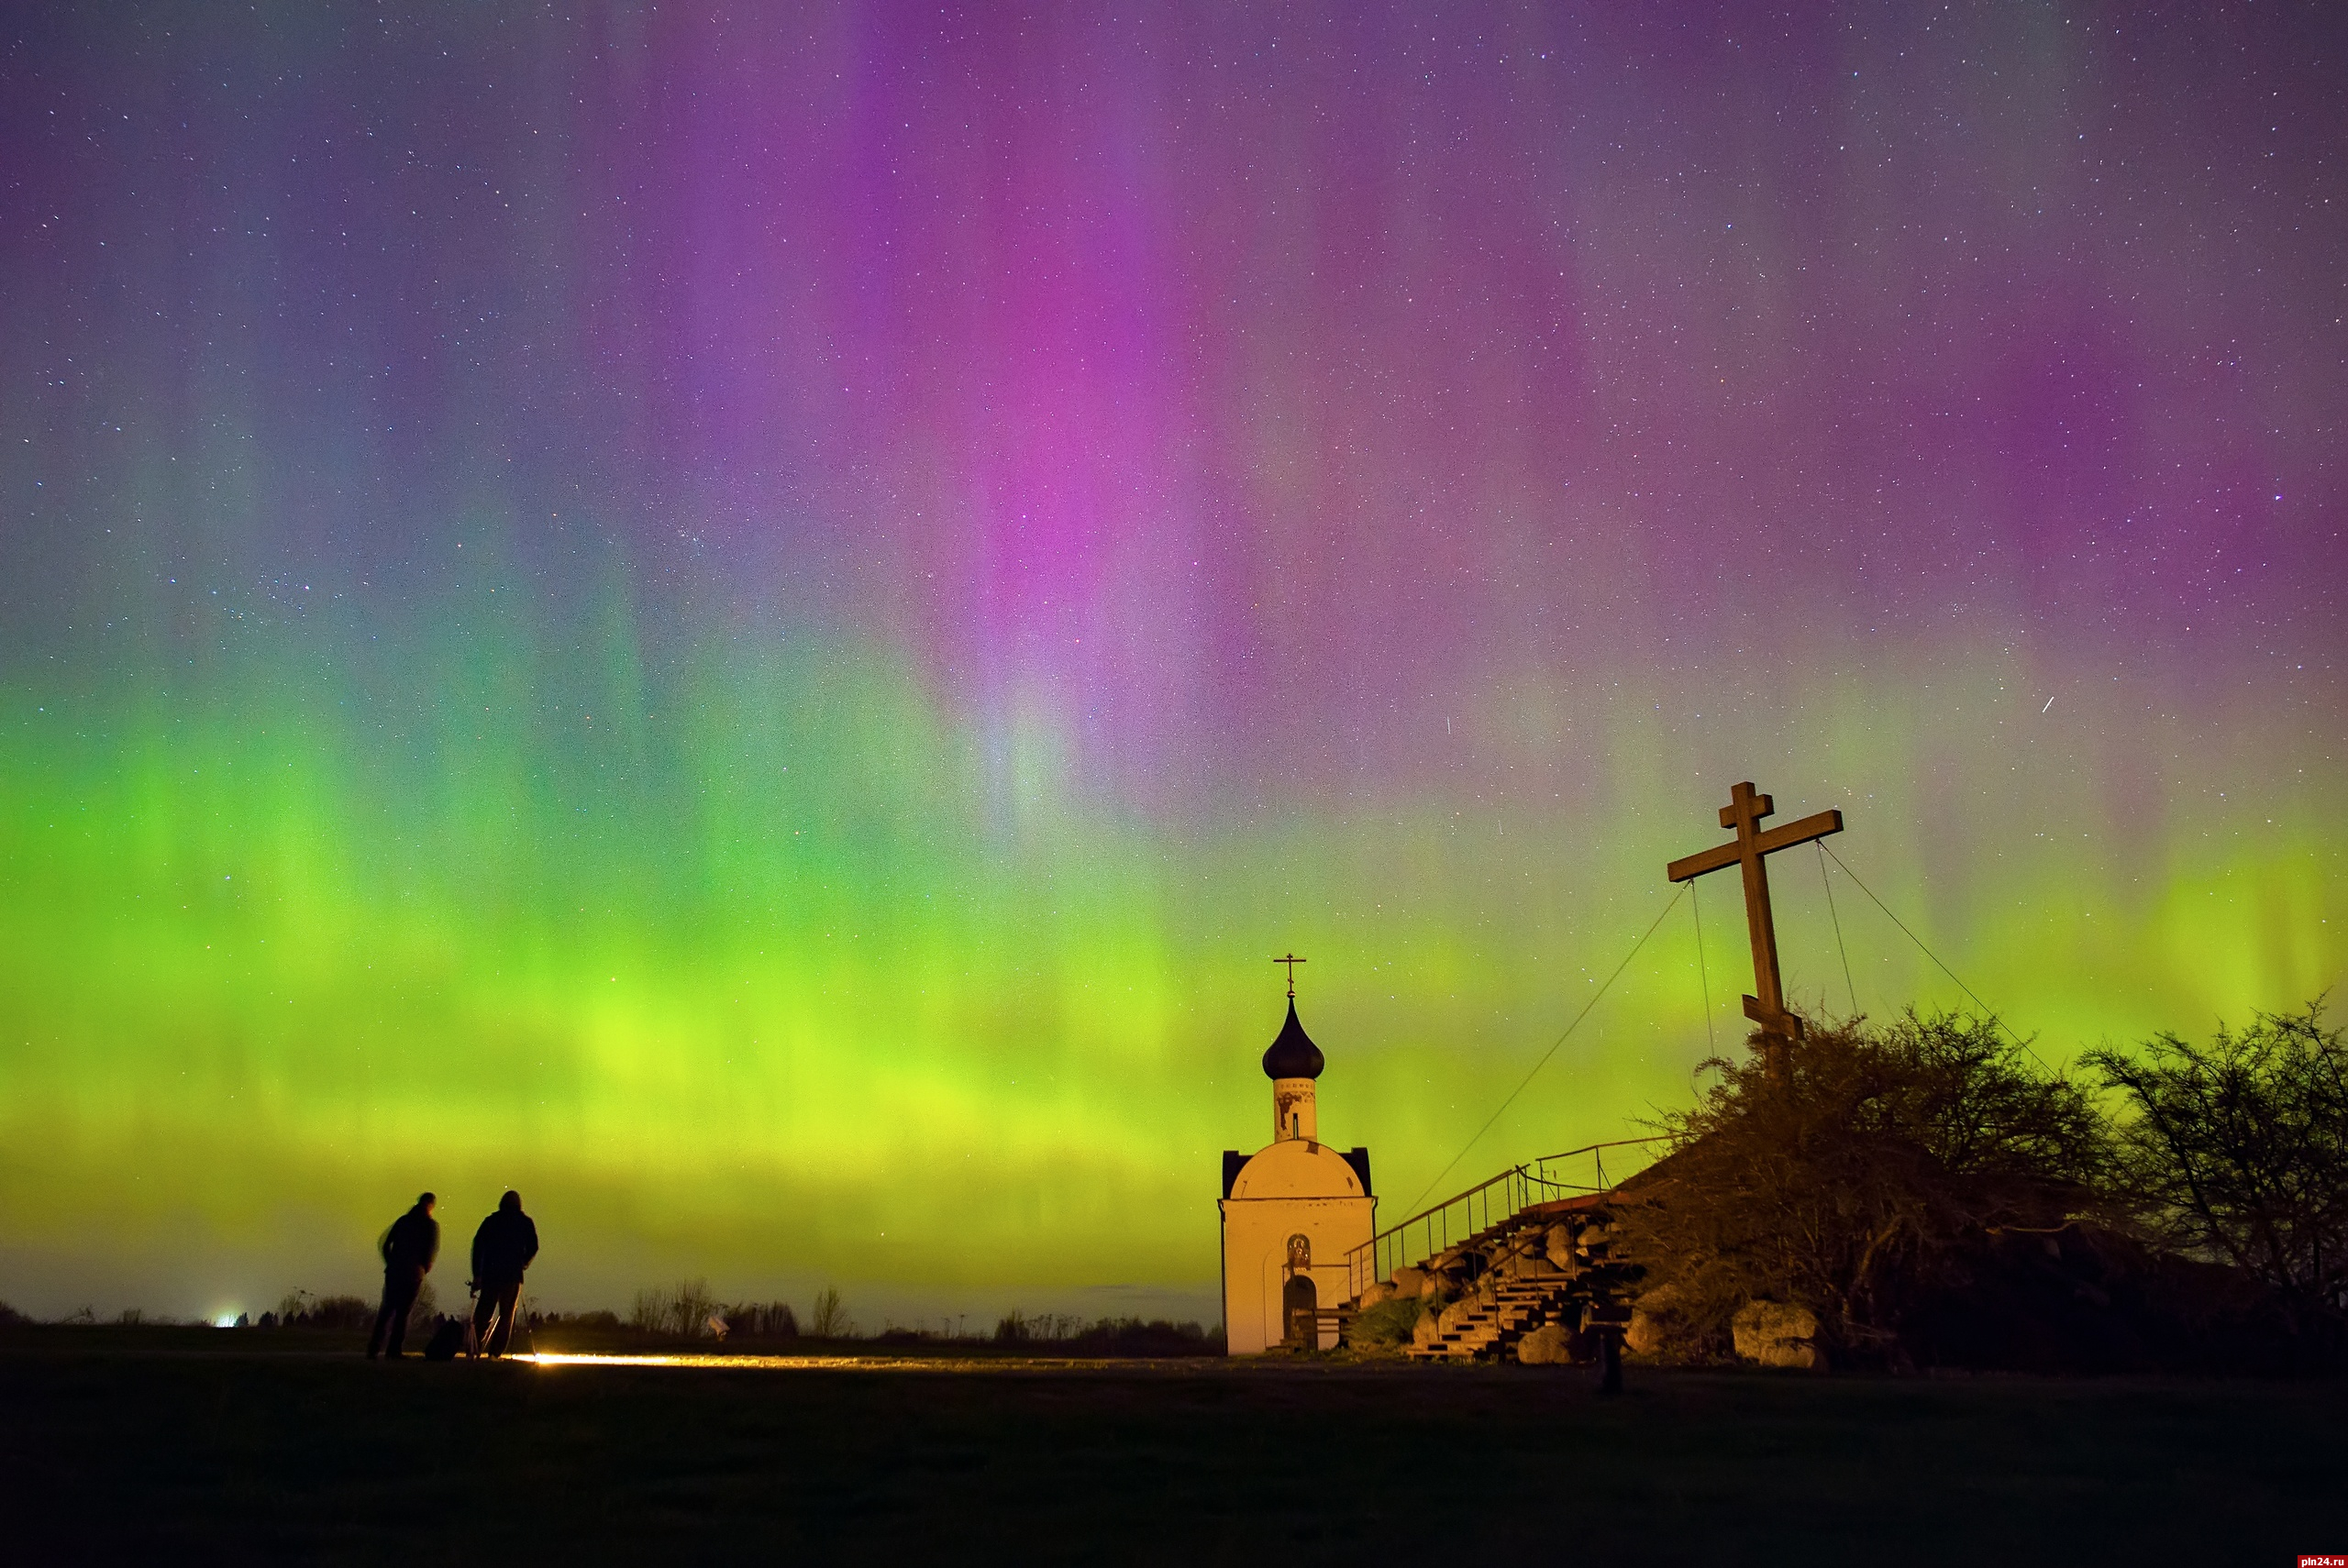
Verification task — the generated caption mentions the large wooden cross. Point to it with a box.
[1667,781,1844,1080]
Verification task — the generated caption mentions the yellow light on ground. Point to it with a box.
[516,1352,1157,1373]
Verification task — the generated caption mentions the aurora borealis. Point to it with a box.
[2,4,2342,1324]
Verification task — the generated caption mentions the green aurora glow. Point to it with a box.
[3,602,2337,1318]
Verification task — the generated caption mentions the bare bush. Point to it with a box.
[671,1279,716,1336]
[1616,1010,2110,1366]
[726,1301,799,1338]
[997,1311,1081,1341]
[311,1295,374,1331]
[629,1279,719,1337]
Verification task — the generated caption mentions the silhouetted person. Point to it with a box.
[368,1192,439,1359]
[470,1189,539,1357]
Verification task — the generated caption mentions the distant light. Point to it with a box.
[216,1313,240,1328]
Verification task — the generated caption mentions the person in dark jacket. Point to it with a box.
[368,1193,439,1359]
[470,1190,540,1357]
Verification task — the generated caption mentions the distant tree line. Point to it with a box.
[0,1281,1222,1359]
[603,1289,1220,1354]
[265,1289,393,1331]
[992,1309,1222,1355]
[622,1280,822,1340]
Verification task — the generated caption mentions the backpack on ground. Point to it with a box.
[421,1316,466,1361]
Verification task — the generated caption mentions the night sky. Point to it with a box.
[3,3,2341,1323]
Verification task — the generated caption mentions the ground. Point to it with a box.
[2,1328,2339,1564]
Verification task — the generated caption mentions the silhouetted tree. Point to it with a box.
[1617,1010,2110,1366]
[806,1286,851,1338]
[2085,999,2348,1332]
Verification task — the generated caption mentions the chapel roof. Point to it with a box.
[1260,999,1324,1080]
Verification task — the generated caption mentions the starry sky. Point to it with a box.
[2,3,2342,1323]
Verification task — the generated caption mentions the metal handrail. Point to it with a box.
[1527,1135,1667,1196]
[1346,1137,1666,1301]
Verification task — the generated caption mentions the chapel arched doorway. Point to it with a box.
[1282,1232,1317,1348]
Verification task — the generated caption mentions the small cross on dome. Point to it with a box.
[1272,952,1306,998]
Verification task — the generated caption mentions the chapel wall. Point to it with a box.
[1222,1193,1374,1353]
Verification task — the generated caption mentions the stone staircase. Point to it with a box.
[1400,1195,1607,1363]
[1349,1139,1661,1364]
[1405,1268,1574,1361]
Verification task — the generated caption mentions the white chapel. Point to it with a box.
[1219,984,1376,1353]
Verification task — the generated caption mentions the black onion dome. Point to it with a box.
[1261,999,1324,1079]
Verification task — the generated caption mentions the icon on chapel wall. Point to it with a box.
[1287,1233,1312,1272]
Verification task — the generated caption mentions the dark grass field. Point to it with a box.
[2,1329,2341,1565]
